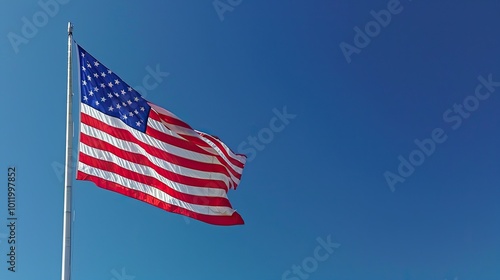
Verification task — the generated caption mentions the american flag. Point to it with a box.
[76,45,247,226]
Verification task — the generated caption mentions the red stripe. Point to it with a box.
[144,124,213,156]
[150,111,213,148]
[76,171,244,226]
[149,109,193,130]
[181,134,213,148]
[78,152,231,207]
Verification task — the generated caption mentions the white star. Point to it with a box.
[87,63,91,68]
[134,97,139,102]
[82,80,87,86]
[93,73,99,78]
[107,93,113,98]
[122,102,127,107]
[122,115,128,120]
[107,69,112,74]
[87,75,91,81]
[101,72,106,77]
[83,96,88,102]
[128,87,132,92]
[100,83,106,88]
[116,104,121,109]
[81,53,85,57]
[81,66,86,71]
[108,82,113,88]
[89,91,94,96]
[127,100,132,105]
[140,107,145,111]
[114,79,120,85]
[94,61,100,67]
[134,110,139,114]
[95,101,99,106]
[129,112,134,117]
[101,97,106,102]
[114,93,120,97]
[94,87,99,92]
[121,90,126,95]
[108,106,114,111]
[136,121,141,127]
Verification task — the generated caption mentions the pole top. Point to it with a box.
[68,22,73,36]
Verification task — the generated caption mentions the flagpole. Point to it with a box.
[61,21,74,280]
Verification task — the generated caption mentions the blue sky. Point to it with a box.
[1,0,500,279]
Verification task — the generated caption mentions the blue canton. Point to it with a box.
[77,45,151,133]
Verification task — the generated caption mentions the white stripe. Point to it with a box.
[199,132,246,164]
[77,162,236,216]
[148,103,184,122]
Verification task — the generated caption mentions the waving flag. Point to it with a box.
[76,45,247,225]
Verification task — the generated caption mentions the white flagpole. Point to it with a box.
[61,21,74,280]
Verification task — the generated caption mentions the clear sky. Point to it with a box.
[1,0,500,279]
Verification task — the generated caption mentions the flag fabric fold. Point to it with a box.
[75,45,247,226]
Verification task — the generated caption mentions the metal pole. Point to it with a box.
[61,21,74,280]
